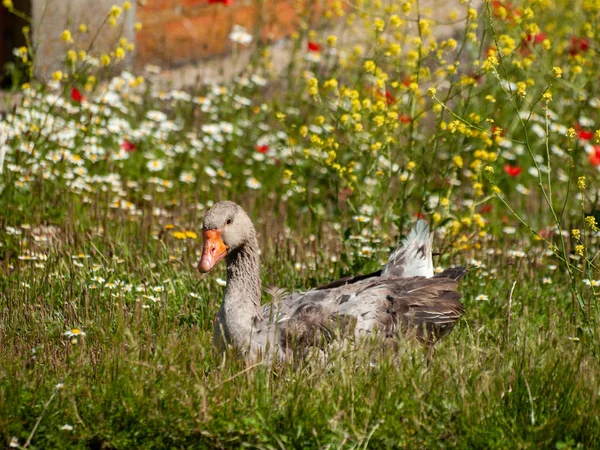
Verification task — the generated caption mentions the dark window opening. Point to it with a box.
[1,0,32,89]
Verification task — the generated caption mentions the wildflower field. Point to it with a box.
[2,0,600,447]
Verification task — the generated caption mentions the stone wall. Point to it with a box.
[20,0,300,78]
[31,0,136,78]
[135,0,298,68]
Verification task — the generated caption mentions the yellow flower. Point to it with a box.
[78,23,88,33]
[185,231,198,239]
[542,39,551,50]
[134,22,143,31]
[407,161,416,171]
[323,78,337,90]
[427,87,437,98]
[575,244,584,256]
[567,127,576,138]
[2,0,14,8]
[299,125,308,137]
[123,1,131,10]
[473,214,485,228]
[373,115,385,127]
[172,231,186,240]
[552,66,562,78]
[364,60,376,73]
[307,77,319,96]
[585,216,599,231]
[67,49,77,63]
[52,70,63,81]
[572,229,581,241]
[578,176,587,190]
[327,35,337,47]
[390,14,402,27]
[115,47,125,59]
[61,29,73,43]
[468,8,477,20]
[110,5,122,17]
[373,18,385,33]
[100,54,111,66]
[16,46,27,62]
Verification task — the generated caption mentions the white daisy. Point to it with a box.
[229,25,253,45]
[147,160,165,172]
[64,328,86,338]
[179,172,196,183]
[246,177,262,189]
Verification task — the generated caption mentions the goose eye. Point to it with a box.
[226,218,233,225]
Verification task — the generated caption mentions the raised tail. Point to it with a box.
[382,219,433,278]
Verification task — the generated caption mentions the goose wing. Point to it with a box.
[271,269,465,352]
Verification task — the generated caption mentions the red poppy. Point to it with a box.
[399,114,411,124]
[384,91,396,105]
[121,140,137,152]
[415,212,424,219]
[491,125,505,136]
[480,204,493,214]
[307,41,322,52]
[589,145,600,166]
[373,88,396,105]
[520,32,546,55]
[569,36,589,56]
[574,122,594,140]
[71,87,84,103]
[255,144,269,154]
[504,164,522,177]
[208,0,230,4]
[524,32,546,44]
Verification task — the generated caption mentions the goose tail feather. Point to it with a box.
[383,219,433,278]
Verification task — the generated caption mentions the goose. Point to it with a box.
[198,201,466,361]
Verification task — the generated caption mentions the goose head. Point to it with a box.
[198,201,254,273]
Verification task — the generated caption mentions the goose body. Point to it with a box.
[199,201,465,361]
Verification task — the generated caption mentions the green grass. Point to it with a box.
[1,207,598,449]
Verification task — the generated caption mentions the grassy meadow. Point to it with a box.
[1,0,600,448]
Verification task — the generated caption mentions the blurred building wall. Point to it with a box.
[4,0,298,79]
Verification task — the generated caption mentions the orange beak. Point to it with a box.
[198,229,229,273]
